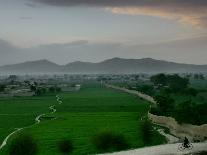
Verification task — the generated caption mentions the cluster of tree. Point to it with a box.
[48,86,61,93]
[194,74,205,80]
[150,73,198,96]
[151,95,175,116]
[0,84,6,92]
[151,74,189,92]
[135,84,155,96]
[151,95,207,125]
[30,83,61,96]
[175,100,207,125]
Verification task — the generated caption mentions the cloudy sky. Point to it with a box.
[0,0,207,65]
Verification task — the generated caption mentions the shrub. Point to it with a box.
[141,119,154,145]
[92,131,129,152]
[9,133,38,155]
[58,139,74,154]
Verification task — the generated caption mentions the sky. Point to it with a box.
[0,0,207,65]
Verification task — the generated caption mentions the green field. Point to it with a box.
[0,96,56,144]
[0,84,165,155]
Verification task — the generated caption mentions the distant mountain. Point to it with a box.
[0,59,61,74]
[0,58,207,74]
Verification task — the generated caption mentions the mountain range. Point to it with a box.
[0,58,207,74]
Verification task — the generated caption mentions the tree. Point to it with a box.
[30,85,37,92]
[176,100,198,124]
[184,88,198,96]
[194,73,205,80]
[154,95,174,114]
[34,87,46,96]
[136,85,154,96]
[167,74,189,92]
[49,86,55,93]
[0,84,6,92]
[199,74,205,80]
[55,87,61,92]
[35,88,42,96]
[150,74,167,86]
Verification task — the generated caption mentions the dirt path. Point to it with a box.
[0,95,61,151]
[100,142,207,155]
[105,84,156,104]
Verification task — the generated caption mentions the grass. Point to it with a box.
[0,83,166,155]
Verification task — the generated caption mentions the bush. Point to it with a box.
[92,131,129,152]
[9,133,38,155]
[58,139,74,154]
[141,119,154,145]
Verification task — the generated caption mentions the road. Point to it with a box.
[100,142,207,155]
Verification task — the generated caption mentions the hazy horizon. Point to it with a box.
[0,0,207,66]
[1,57,207,67]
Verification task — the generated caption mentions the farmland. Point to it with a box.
[0,83,165,155]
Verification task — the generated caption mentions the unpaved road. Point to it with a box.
[100,142,207,155]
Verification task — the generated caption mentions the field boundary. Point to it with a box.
[105,84,156,104]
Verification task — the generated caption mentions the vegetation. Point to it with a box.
[0,84,6,92]
[141,119,153,145]
[92,131,129,152]
[9,133,38,155]
[0,84,165,155]
[135,84,155,96]
[148,73,207,125]
[151,73,189,92]
[58,139,74,155]
[175,100,207,125]
[153,95,174,115]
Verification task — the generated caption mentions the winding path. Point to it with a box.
[0,94,62,151]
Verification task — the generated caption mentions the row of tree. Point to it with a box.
[150,74,189,92]
[30,84,61,96]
